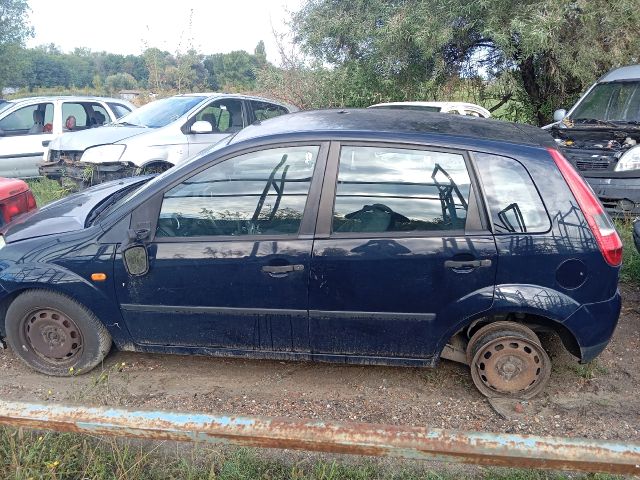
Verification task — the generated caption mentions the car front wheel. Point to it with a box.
[4,289,112,376]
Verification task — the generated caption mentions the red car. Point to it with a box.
[0,178,37,226]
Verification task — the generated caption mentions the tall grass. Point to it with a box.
[26,178,70,206]
[0,427,622,480]
[615,219,640,283]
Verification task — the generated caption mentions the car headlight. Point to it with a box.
[615,145,640,172]
[80,145,126,164]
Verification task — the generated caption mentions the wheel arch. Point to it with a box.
[0,264,133,347]
[437,284,584,361]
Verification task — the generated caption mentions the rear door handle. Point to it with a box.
[262,264,305,274]
[445,259,492,269]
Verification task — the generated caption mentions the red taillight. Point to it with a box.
[0,191,37,225]
[548,148,622,267]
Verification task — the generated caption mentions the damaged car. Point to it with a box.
[39,93,296,187]
[547,65,640,216]
[0,109,622,399]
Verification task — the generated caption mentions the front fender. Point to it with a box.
[0,262,133,348]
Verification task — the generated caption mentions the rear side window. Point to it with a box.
[476,153,550,234]
[332,146,471,233]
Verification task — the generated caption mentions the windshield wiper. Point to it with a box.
[571,118,620,127]
[116,121,147,128]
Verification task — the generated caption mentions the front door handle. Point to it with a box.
[262,264,305,274]
[445,259,492,269]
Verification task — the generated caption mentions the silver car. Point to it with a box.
[40,93,297,185]
[0,96,134,177]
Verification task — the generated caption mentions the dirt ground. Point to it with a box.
[0,284,638,443]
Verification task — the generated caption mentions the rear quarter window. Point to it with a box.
[475,152,551,234]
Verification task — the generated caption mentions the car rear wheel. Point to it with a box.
[467,323,551,399]
[5,289,112,376]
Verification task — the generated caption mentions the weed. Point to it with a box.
[570,360,608,380]
[614,219,640,284]
[26,178,70,206]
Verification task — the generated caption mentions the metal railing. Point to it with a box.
[0,400,638,475]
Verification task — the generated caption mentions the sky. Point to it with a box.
[26,0,303,63]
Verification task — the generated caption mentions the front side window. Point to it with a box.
[195,99,244,133]
[156,146,319,238]
[332,146,471,233]
[476,153,550,234]
[0,103,53,136]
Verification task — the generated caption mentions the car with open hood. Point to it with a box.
[546,65,640,216]
[39,93,296,187]
[0,109,622,399]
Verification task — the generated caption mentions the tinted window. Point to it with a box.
[0,103,53,136]
[251,101,288,121]
[157,146,319,237]
[332,146,471,233]
[476,153,550,234]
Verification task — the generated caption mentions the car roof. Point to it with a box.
[4,95,132,105]
[175,92,297,110]
[599,64,640,82]
[370,101,487,110]
[229,108,553,148]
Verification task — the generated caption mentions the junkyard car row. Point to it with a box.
[0,109,622,399]
[0,96,134,177]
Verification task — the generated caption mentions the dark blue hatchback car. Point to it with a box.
[0,109,623,399]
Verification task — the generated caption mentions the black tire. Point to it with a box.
[4,289,112,376]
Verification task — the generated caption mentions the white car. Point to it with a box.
[0,96,134,177]
[368,101,491,118]
[40,93,297,186]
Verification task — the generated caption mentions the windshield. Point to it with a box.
[0,101,14,114]
[116,96,207,128]
[571,81,640,124]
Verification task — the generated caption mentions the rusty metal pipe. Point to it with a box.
[0,400,638,474]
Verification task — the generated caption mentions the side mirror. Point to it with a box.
[553,109,567,122]
[191,120,213,134]
[123,245,149,276]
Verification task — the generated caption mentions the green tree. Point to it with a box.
[105,72,138,93]
[292,0,640,125]
[0,0,33,91]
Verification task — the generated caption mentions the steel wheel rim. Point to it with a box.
[471,335,550,398]
[22,308,83,363]
[466,322,540,365]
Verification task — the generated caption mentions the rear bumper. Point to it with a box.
[584,176,640,216]
[563,290,621,363]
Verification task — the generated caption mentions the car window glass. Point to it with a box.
[156,146,319,237]
[62,103,89,130]
[475,152,550,234]
[87,104,109,127]
[195,99,243,133]
[0,103,53,136]
[251,101,288,121]
[333,146,471,233]
[107,102,132,119]
[121,96,207,128]
[572,81,640,122]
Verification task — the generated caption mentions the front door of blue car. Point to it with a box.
[114,144,327,351]
[308,143,498,360]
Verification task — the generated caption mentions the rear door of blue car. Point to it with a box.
[308,141,498,361]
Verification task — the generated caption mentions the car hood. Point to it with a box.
[0,178,142,243]
[48,126,149,151]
